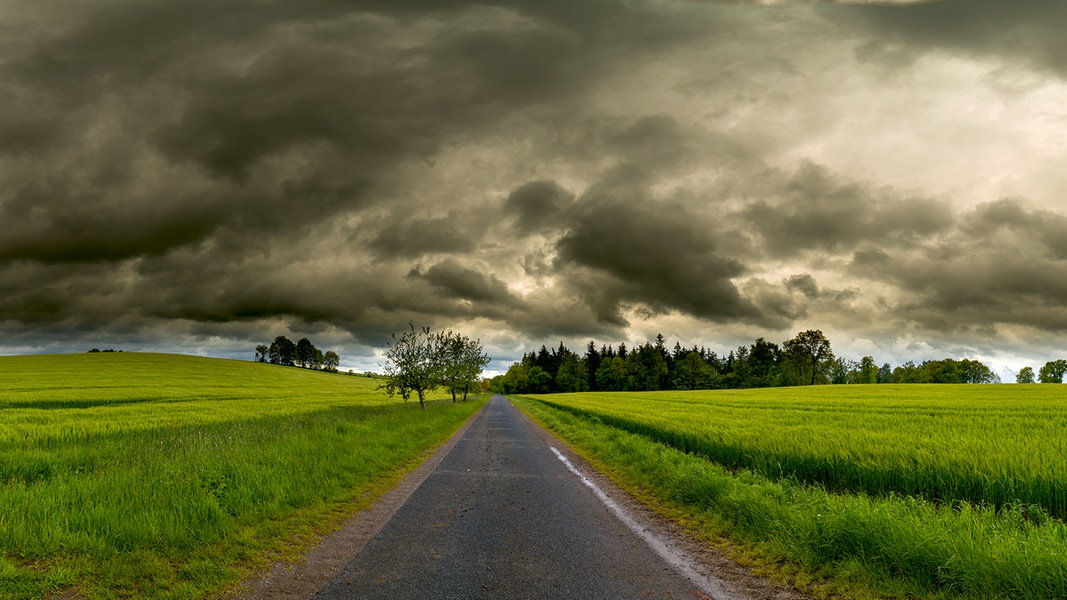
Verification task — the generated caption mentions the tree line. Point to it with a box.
[1016,360,1067,384]
[379,324,491,410]
[489,330,1011,395]
[255,336,340,372]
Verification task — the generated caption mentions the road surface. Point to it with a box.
[314,395,728,599]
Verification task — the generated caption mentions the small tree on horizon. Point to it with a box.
[1038,359,1067,383]
[781,329,834,386]
[296,338,318,369]
[1017,366,1035,384]
[269,336,297,366]
[323,350,340,372]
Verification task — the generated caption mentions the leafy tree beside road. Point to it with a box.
[437,330,491,402]
[380,324,490,409]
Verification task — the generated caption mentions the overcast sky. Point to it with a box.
[3,0,1067,379]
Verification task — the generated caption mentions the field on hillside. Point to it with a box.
[514,385,1067,600]
[0,353,484,599]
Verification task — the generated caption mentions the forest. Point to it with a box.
[489,330,1015,394]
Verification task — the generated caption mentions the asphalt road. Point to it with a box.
[315,395,711,599]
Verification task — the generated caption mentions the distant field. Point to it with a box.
[0,353,484,599]
[514,385,1067,600]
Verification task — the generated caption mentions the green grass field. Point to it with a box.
[513,386,1067,600]
[0,353,485,599]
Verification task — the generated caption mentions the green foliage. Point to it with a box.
[1038,359,1067,383]
[435,330,490,402]
[626,343,668,391]
[380,325,490,407]
[554,353,588,393]
[892,359,999,384]
[295,337,322,369]
[781,329,834,386]
[323,350,340,372]
[268,335,297,366]
[262,335,336,371]
[379,323,442,409]
[595,356,628,392]
[0,353,482,599]
[514,386,1067,600]
[495,331,1009,395]
[670,352,719,390]
[1017,365,1036,383]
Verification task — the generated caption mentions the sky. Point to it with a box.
[2,0,1067,380]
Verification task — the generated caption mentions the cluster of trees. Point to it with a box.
[490,330,1003,395]
[379,324,491,410]
[255,336,340,372]
[883,358,1000,385]
[1016,360,1067,383]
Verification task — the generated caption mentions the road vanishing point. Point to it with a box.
[262,395,750,599]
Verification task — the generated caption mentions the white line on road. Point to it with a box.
[549,446,746,600]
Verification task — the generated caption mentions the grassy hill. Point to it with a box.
[0,352,484,599]
[0,352,380,408]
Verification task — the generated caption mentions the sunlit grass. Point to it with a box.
[513,385,1067,600]
[0,353,484,599]
[534,386,1067,518]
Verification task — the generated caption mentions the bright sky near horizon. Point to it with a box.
[2,0,1066,379]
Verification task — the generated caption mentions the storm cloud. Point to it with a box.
[2,0,1067,377]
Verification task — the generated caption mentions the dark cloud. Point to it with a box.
[835,0,1067,77]
[850,247,892,270]
[437,21,583,106]
[368,210,490,260]
[839,200,1067,333]
[408,260,518,307]
[0,173,369,265]
[0,185,220,264]
[2,0,1067,374]
[602,115,703,170]
[0,111,62,157]
[966,198,1067,260]
[555,192,759,324]
[785,274,820,299]
[893,257,1067,332]
[740,162,954,257]
[504,180,574,235]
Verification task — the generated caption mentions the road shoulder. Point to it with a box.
[510,396,813,600]
[231,406,482,599]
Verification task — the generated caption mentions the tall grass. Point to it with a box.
[535,386,1067,519]
[0,353,484,599]
[513,386,1067,600]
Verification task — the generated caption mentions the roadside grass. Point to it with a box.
[0,353,485,599]
[512,386,1067,600]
